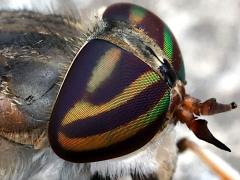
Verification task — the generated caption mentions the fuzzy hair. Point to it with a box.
[0,125,176,180]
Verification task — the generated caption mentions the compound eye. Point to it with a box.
[48,39,170,162]
[103,3,185,82]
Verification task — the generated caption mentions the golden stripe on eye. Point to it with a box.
[87,48,121,93]
[58,122,142,151]
[58,91,169,151]
[62,71,160,125]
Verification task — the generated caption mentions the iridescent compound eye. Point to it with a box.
[103,3,185,82]
[48,3,238,163]
[49,39,170,162]
[48,3,185,163]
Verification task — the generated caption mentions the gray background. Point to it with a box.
[1,0,239,179]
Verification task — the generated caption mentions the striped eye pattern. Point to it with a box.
[48,3,185,163]
[103,3,185,82]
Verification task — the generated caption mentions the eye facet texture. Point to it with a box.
[49,39,170,162]
[103,3,185,82]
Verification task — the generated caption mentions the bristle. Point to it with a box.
[0,128,45,146]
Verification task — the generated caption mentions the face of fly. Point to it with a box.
[47,3,187,163]
[0,1,237,168]
[47,3,238,163]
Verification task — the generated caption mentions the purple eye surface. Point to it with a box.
[49,39,170,162]
[103,3,185,82]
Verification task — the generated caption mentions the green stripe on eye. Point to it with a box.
[178,62,186,81]
[106,89,170,145]
[127,90,170,129]
[144,90,170,124]
[164,26,173,60]
[130,6,146,19]
[142,71,161,84]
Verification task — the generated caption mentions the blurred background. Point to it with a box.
[1,0,239,179]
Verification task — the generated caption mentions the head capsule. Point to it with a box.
[103,3,185,83]
[48,3,185,163]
